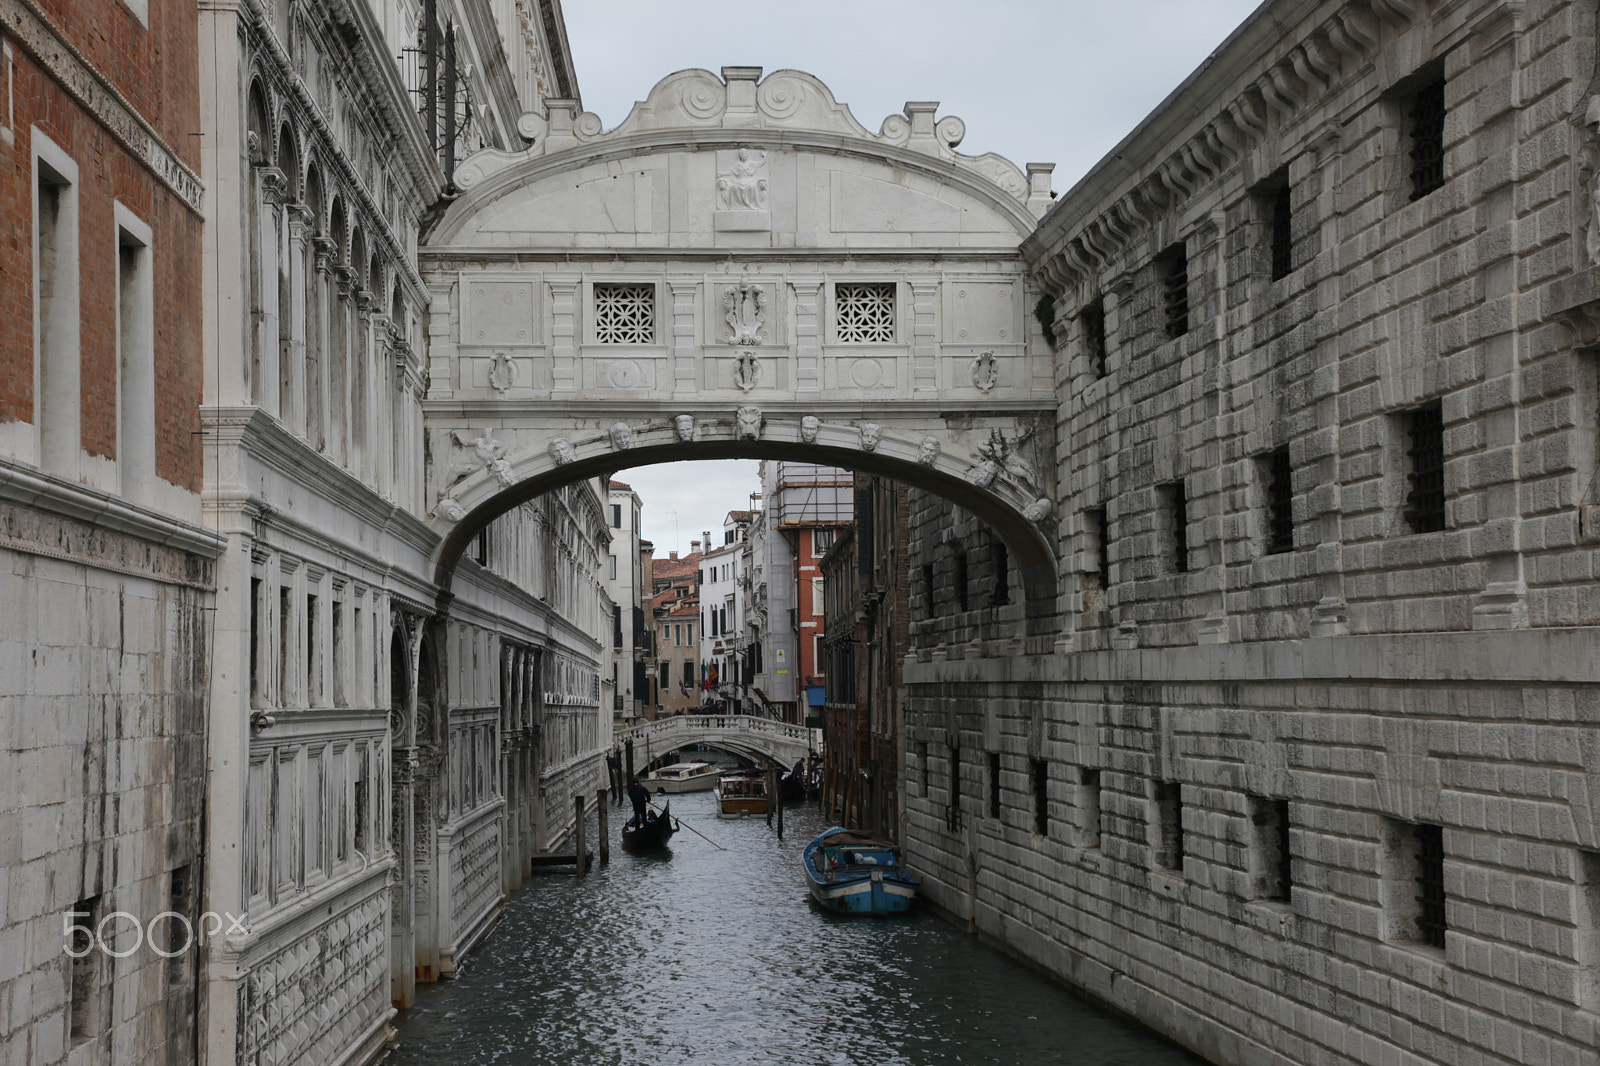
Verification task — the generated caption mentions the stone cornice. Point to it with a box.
[1023,0,1430,290]
[1,0,205,213]
[0,458,223,588]
[420,246,1027,264]
[202,405,437,559]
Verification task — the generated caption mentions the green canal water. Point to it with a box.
[386,789,1205,1066]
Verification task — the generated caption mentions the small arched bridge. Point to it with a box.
[616,715,822,771]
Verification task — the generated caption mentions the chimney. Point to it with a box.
[669,551,679,561]
[691,539,701,552]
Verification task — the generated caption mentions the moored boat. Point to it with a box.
[621,800,677,849]
[643,760,721,793]
[714,771,770,818]
[802,827,918,916]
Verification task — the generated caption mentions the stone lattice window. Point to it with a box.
[835,282,896,343]
[593,283,655,343]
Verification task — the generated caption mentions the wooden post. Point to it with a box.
[575,794,587,877]
[597,788,610,864]
[776,775,784,840]
[765,767,776,827]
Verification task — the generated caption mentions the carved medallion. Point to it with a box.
[970,351,999,392]
[733,351,761,391]
[487,352,516,393]
[724,284,768,345]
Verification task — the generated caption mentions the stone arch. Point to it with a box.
[328,197,348,263]
[275,122,300,199]
[246,80,269,165]
[303,164,324,232]
[429,423,1059,623]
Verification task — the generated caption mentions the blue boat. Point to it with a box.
[802,827,919,916]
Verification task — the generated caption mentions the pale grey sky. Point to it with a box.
[564,1,1264,553]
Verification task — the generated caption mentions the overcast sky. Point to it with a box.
[564,1,1264,555]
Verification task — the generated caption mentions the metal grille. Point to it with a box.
[1165,482,1189,573]
[1414,823,1447,948]
[1032,759,1048,836]
[1266,447,1294,554]
[1082,297,1106,375]
[1405,404,1446,533]
[1159,245,1188,338]
[836,283,896,343]
[1154,780,1184,870]
[1408,77,1447,201]
[1270,181,1294,279]
[988,752,1002,819]
[594,284,655,344]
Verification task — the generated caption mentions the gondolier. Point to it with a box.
[627,779,651,826]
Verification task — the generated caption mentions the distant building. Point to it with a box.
[700,510,754,712]
[604,481,645,722]
[649,544,703,715]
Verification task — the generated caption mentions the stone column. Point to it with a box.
[254,169,285,417]
[283,206,311,438]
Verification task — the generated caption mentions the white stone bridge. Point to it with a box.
[615,714,822,771]
[416,66,1063,618]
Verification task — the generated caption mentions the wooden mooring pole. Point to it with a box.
[597,788,610,865]
[776,776,784,840]
[575,795,587,877]
[765,766,776,827]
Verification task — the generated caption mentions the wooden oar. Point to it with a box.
[650,801,726,850]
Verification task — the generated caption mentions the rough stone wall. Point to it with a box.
[0,518,213,1066]
[906,2,1600,1065]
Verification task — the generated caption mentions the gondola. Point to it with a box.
[621,800,678,849]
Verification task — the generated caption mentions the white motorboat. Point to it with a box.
[643,760,721,793]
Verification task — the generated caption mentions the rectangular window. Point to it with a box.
[1257,168,1293,280]
[331,599,345,707]
[608,554,618,580]
[279,586,293,705]
[988,752,1002,819]
[306,593,319,705]
[835,282,896,343]
[1414,823,1447,948]
[813,528,835,555]
[1081,296,1106,376]
[353,749,370,858]
[811,576,824,617]
[1249,796,1292,902]
[594,283,655,343]
[687,623,693,643]
[1262,448,1294,554]
[68,895,100,1042]
[611,504,622,528]
[1078,767,1101,848]
[249,577,262,705]
[682,659,694,685]
[947,744,962,830]
[1088,508,1111,588]
[1577,851,1600,1011]
[35,137,80,478]
[954,551,969,611]
[1152,780,1184,871]
[919,741,930,795]
[1157,243,1188,339]
[472,528,488,567]
[1404,403,1446,533]
[1031,759,1048,836]
[1407,72,1447,201]
[165,865,193,984]
[1162,481,1190,573]
[613,605,623,648]
[306,748,324,877]
[989,539,1010,605]
[116,213,155,502]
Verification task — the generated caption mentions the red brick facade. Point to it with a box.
[0,0,203,489]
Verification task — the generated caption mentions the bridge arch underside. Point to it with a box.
[429,434,1060,620]
[632,730,813,771]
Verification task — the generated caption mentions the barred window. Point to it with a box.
[1153,780,1184,871]
[1404,403,1446,533]
[835,282,896,343]
[1157,243,1188,338]
[1407,74,1447,201]
[594,283,655,343]
[1414,823,1447,949]
[1260,170,1294,280]
[1263,447,1294,554]
[1162,481,1190,573]
[1082,296,1107,376]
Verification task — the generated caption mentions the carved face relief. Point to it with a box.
[736,405,764,441]
[859,423,882,451]
[1023,497,1052,523]
[488,458,515,488]
[799,415,821,444]
[608,422,634,450]
[548,437,576,465]
[916,436,941,465]
[673,414,695,442]
[964,460,1000,488]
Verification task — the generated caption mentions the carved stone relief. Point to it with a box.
[724,284,768,345]
[608,422,634,450]
[916,436,941,465]
[673,414,696,442]
[736,406,764,440]
[487,352,517,392]
[732,351,761,391]
[970,351,999,392]
[548,437,575,465]
[717,148,768,210]
[799,415,821,443]
[859,423,882,451]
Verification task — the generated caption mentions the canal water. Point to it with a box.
[387,789,1204,1066]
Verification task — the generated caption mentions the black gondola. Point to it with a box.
[621,800,678,849]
